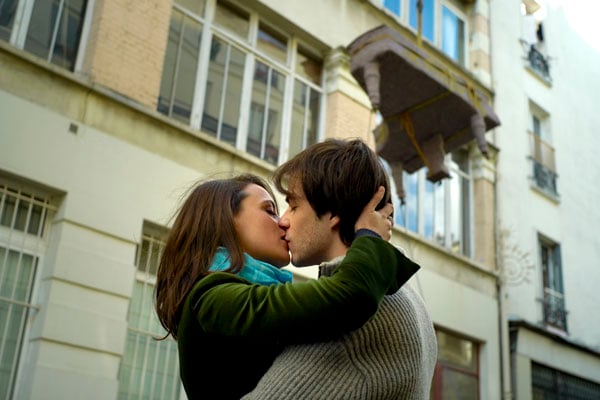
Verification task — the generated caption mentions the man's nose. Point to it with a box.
[278,210,290,229]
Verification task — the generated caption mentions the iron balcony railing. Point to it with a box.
[543,287,567,332]
[528,45,551,80]
[529,132,558,195]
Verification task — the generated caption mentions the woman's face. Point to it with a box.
[233,184,290,267]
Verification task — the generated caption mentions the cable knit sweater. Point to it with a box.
[243,257,437,400]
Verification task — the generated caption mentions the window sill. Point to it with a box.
[525,65,553,87]
[530,181,560,204]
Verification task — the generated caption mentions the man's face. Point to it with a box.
[278,179,338,267]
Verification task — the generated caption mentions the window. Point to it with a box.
[431,330,479,400]
[382,0,467,66]
[539,236,566,332]
[0,0,88,70]
[521,1,551,81]
[117,226,181,400]
[0,181,54,400]
[394,150,472,256]
[532,362,600,399]
[158,0,324,165]
[528,106,558,197]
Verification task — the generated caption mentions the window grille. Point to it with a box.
[532,362,600,400]
[540,238,566,332]
[0,184,53,400]
[118,232,181,400]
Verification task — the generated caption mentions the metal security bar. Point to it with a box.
[0,184,52,400]
[532,362,600,399]
[118,233,181,400]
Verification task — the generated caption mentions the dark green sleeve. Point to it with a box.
[187,236,420,343]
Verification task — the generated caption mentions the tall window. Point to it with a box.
[0,181,54,400]
[0,0,88,70]
[382,0,467,66]
[394,150,472,256]
[528,106,558,197]
[431,330,479,400]
[117,226,181,400]
[539,236,566,332]
[158,0,324,165]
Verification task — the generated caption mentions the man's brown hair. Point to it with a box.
[273,138,390,246]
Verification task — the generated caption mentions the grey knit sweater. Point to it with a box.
[242,258,437,400]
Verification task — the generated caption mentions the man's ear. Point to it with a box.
[328,214,341,230]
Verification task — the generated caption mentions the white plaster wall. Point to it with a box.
[0,89,202,399]
[490,0,600,350]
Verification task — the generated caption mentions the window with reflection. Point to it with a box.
[158,0,324,164]
[1,0,88,70]
[394,149,472,256]
[431,330,479,400]
[382,0,468,66]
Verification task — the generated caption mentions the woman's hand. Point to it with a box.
[355,186,394,241]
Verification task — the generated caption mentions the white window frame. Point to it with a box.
[0,177,56,400]
[393,150,473,257]
[2,0,93,72]
[117,224,184,400]
[161,0,325,165]
[379,0,469,66]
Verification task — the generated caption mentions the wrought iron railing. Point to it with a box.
[528,45,551,80]
[543,287,567,331]
[529,132,558,195]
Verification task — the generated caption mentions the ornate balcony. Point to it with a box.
[528,45,551,81]
[543,287,567,332]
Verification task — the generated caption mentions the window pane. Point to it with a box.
[158,10,183,116]
[0,0,18,42]
[441,369,478,400]
[202,37,245,145]
[248,61,284,163]
[424,180,435,239]
[405,172,418,232]
[289,81,307,158]
[24,0,87,70]
[172,15,202,124]
[442,6,465,65]
[175,0,205,16]
[409,0,434,42]
[0,248,37,400]
[295,50,321,85]
[289,81,320,159]
[383,0,401,17]
[214,0,249,39]
[157,11,202,123]
[257,24,287,64]
[437,331,477,372]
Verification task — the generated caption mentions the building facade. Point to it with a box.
[1,0,503,399]
[489,0,600,399]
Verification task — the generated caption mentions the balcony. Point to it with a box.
[527,45,551,81]
[529,132,558,196]
[543,287,567,332]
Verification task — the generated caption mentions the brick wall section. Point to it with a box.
[82,0,171,108]
[325,91,376,148]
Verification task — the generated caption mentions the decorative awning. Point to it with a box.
[347,25,500,200]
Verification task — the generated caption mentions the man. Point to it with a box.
[243,138,437,399]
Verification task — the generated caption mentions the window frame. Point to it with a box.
[380,0,469,66]
[393,150,473,257]
[117,224,184,400]
[1,0,93,72]
[0,178,56,400]
[537,234,567,332]
[160,0,325,165]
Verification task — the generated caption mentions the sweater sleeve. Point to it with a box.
[187,236,420,343]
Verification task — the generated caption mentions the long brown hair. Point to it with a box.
[155,174,277,339]
[273,139,390,246]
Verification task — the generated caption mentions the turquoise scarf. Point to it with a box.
[208,247,292,285]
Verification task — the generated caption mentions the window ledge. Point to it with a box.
[530,181,560,204]
[525,65,553,87]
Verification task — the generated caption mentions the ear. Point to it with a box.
[328,214,341,230]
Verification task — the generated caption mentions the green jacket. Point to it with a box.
[177,236,420,399]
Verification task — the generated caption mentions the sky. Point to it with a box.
[540,0,600,51]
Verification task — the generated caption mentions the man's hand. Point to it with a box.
[355,187,394,241]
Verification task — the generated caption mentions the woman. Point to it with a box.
[155,174,414,399]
